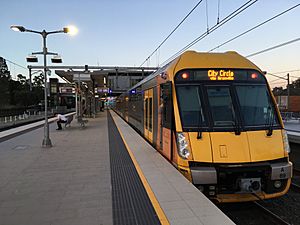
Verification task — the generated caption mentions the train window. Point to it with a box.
[176,86,206,128]
[161,82,172,129]
[236,85,279,127]
[149,98,152,132]
[145,98,149,129]
[207,86,236,127]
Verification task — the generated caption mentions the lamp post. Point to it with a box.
[11,25,77,147]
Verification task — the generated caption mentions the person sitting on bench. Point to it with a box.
[65,115,73,127]
[55,113,67,130]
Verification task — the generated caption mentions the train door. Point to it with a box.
[160,82,173,160]
[144,89,153,142]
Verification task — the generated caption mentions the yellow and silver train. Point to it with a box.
[114,51,292,202]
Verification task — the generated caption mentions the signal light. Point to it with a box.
[251,73,258,79]
[181,73,189,79]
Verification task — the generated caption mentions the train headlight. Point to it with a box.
[282,130,290,153]
[274,180,282,189]
[176,132,190,159]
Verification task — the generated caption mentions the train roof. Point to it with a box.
[174,51,261,71]
[129,50,262,91]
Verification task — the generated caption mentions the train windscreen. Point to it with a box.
[176,86,207,128]
[175,69,280,131]
[206,86,237,127]
[235,85,279,127]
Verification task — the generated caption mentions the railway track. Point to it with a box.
[291,168,300,192]
[291,182,300,192]
[293,168,300,176]
[217,200,293,225]
[253,202,291,225]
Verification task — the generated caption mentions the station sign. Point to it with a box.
[59,87,74,94]
[97,87,109,93]
[73,73,91,81]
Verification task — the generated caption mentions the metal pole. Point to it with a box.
[29,67,32,91]
[78,73,81,118]
[42,30,52,147]
[75,82,78,117]
[92,78,96,117]
[116,68,119,88]
[287,73,290,112]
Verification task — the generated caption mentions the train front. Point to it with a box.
[172,56,292,202]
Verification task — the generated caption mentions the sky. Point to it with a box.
[1,0,300,88]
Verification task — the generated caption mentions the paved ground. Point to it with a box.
[0,110,234,225]
[0,112,112,225]
[284,119,300,131]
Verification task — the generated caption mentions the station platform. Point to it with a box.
[284,120,300,144]
[0,110,234,225]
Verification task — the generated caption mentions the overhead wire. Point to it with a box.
[267,72,287,80]
[268,71,300,88]
[269,77,286,83]
[208,3,300,52]
[270,81,287,85]
[268,72,300,80]
[270,82,287,87]
[271,69,300,75]
[246,37,300,58]
[2,57,27,70]
[139,0,204,67]
[160,0,257,66]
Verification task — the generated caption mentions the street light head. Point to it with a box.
[26,55,38,63]
[51,55,62,63]
[10,25,26,32]
[63,25,78,36]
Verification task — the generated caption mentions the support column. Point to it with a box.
[29,68,32,91]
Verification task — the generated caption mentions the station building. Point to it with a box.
[50,67,155,116]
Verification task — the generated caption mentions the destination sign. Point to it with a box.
[175,69,265,83]
[208,70,234,81]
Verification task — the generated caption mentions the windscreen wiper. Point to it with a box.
[234,113,241,135]
[197,111,202,139]
[197,88,202,139]
[231,101,241,135]
[266,106,274,136]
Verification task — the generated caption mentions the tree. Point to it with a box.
[291,78,300,89]
[0,57,11,107]
[17,74,27,86]
[272,78,300,96]
[272,86,284,96]
[33,73,44,87]
[0,58,45,109]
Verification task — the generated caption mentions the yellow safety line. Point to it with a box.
[112,114,170,225]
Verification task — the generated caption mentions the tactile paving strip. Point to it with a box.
[107,111,161,225]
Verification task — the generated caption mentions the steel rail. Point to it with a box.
[291,182,300,192]
[253,202,291,225]
[293,168,300,176]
